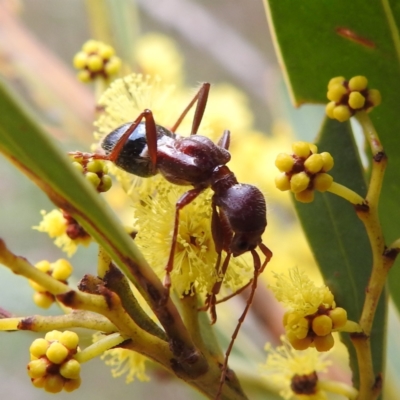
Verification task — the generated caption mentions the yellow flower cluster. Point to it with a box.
[270,268,348,352]
[33,209,92,257]
[69,154,112,193]
[275,142,334,203]
[326,76,381,122]
[29,259,73,308]
[73,40,121,83]
[28,330,81,393]
[260,335,331,400]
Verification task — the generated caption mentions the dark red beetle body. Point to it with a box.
[76,83,271,399]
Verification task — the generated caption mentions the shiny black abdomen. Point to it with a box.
[101,122,175,177]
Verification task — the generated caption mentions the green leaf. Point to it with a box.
[264,0,400,311]
[293,118,386,387]
[0,77,181,332]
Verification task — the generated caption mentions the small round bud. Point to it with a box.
[326,101,336,119]
[82,39,99,53]
[86,159,105,173]
[328,76,345,89]
[35,260,52,273]
[45,330,63,342]
[290,172,310,193]
[322,290,335,307]
[60,359,81,379]
[44,374,64,393]
[313,333,334,352]
[367,89,382,107]
[105,57,122,75]
[29,280,46,293]
[312,315,333,336]
[294,317,310,339]
[64,377,82,392]
[292,141,312,158]
[72,161,84,173]
[327,83,347,102]
[320,152,334,171]
[275,153,295,172]
[98,44,114,59]
[295,190,314,203]
[333,105,352,122]
[46,342,69,364]
[348,91,366,110]
[72,52,87,69]
[287,330,313,350]
[99,175,113,192]
[27,358,48,378]
[329,307,348,329]
[304,154,324,174]
[313,173,333,192]
[31,376,46,388]
[87,54,103,72]
[59,331,79,350]
[33,291,54,309]
[77,70,91,83]
[85,172,101,188]
[30,338,50,358]
[275,173,291,191]
[51,259,73,281]
[348,75,368,91]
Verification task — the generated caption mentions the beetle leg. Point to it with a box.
[163,187,205,294]
[217,130,231,150]
[216,249,261,400]
[170,83,210,134]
